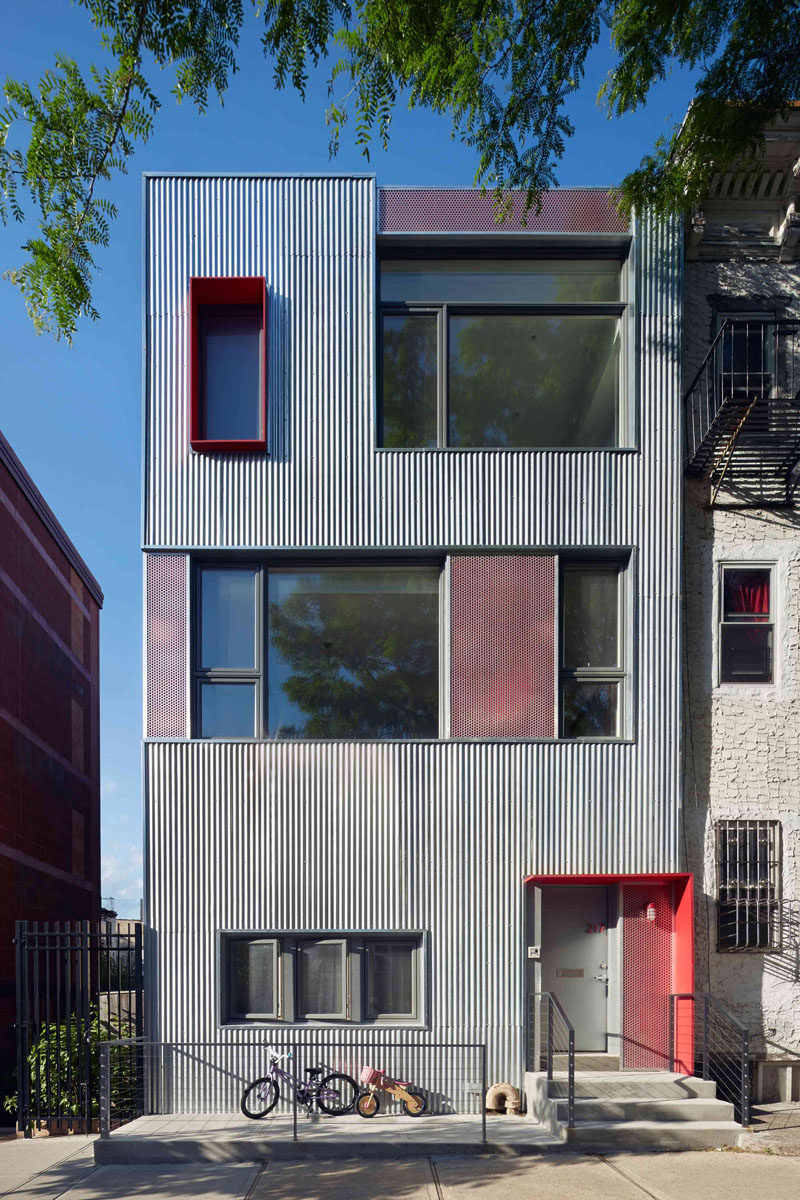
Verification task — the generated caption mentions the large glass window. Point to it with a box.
[221,934,422,1024]
[719,565,773,684]
[560,562,625,738]
[195,564,440,739]
[267,568,439,739]
[379,258,626,449]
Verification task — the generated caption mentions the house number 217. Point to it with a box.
[585,923,606,933]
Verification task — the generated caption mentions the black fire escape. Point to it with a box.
[684,320,800,506]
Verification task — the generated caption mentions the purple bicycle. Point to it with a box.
[241,1048,358,1119]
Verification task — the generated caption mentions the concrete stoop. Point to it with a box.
[525,1070,743,1150]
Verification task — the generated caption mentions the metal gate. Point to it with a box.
[15,921,144,1135]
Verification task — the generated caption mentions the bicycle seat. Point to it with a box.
[305,1066,322,1078]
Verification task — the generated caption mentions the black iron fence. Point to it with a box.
[526,992,574,1127]
[98,1038,487,1143]
[670,993,751,1127]
[15,921,144,1136]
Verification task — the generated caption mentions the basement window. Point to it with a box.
[221,933,424,1024]
[716,820,781,951]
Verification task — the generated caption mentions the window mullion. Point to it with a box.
[439,304,447,448]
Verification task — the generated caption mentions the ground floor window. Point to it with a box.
[716,819,781,950]
[221,932,424,1024]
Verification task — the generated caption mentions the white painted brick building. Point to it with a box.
[683,112,800,1099]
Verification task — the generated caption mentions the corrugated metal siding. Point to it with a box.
[144,176,639,550]
[143,180,683,1090]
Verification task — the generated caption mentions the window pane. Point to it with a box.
[231,941,274,1016]
[200,682,256,737]
[448,315,619,448]
[366,941,415,1017]
[200,567,257,668]
[268,568,439,739]
[723,568,770,620]
[381,260,621,303]
[721,321,773,400]
[381,314,438,447]
[297,940,344,1016]
[201,307,262,440]
[720,624,772,683]
[562,681,618,738]
[562,569,619,668]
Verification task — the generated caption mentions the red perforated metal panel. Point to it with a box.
[379,188,629,234]
[450,555,555,739]
[622,883,673,1069]
[146,555,187,738]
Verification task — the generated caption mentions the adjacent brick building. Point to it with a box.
[0,430,102,1100]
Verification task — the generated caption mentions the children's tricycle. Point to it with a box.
[356,1065,427,1117]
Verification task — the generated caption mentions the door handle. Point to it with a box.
[593,975,608,982]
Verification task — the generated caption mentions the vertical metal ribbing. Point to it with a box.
[143,182,683,1095]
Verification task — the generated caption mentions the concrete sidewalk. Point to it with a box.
[0,1134,259,1199]
[4,1130,800,1199]
[739,1102,800,1155]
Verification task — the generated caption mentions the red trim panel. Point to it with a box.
[188,276,267,452]
[527,872,694,1074]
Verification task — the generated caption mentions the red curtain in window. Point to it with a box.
[725,571,769,620]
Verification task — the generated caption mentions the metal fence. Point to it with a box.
[670,993,751,1127]
[98,1038,487,1143]
[15,921,144,1136]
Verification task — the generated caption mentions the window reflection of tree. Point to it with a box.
[449,314,619,448]
[268,576,439,738]
[382,315,438,448]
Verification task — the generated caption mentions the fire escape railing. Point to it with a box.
[683,319,800,504]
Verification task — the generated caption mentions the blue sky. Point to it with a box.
[1,5,697,916]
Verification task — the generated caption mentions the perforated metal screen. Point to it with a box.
[622,884,673,1069]
[450,555,556,739]
[146,554,187,739]
[379,188,629,234]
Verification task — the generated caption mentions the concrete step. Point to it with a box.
[564,1119,743,1151]
[556,1097,735,1123]
[529,1071,719,1101]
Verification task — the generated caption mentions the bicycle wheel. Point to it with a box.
[401,1089,427,1117]
[317,1071,358,1115]
[356,1090,380,1118]
[241,1076,279,1119]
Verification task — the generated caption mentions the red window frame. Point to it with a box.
[189,276,267,452]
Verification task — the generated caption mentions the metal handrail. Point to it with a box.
[682,319,800,484]
[669,992,750,1128]
[530,991,575,1128]
[682,318,800,407]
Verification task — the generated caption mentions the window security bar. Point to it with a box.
[716,819,781,951]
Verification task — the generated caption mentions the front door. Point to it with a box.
[540,886,609,1052]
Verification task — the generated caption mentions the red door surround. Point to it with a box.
[525,873,694,1074]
